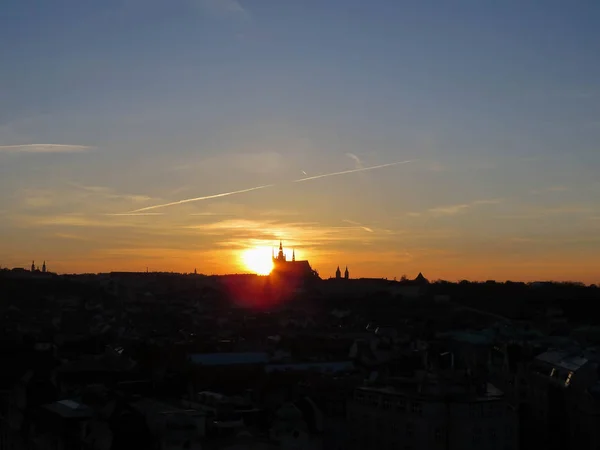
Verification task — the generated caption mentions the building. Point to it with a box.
[524,349,600,450]
[335,266,349,280]
[347,372,518,450]
[271,242,318,281]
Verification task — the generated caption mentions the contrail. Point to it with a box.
[105,213,164,216]
[127,159,414,213]
[293,160,413,183]
[130,184,274,213]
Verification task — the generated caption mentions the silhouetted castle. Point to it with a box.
[271,241,318,280]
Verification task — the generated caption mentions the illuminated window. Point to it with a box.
[565,372,573,387]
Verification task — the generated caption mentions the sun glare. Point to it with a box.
[241,247,274,275]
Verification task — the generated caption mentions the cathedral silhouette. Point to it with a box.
[271,241,318,280]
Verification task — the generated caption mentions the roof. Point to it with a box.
[536,351,588,372]
[357,382,504,402]
[189,352,269,366]
[130,398,204,417]
[43,399,93,419]
[265,361,354,373]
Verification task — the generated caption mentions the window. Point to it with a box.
[435,428,443,442]
[369,395,379,406]
[382,399,392,410]
[565,372,573,387]
[411,402,422,415]
[406,423,414,438]
[489,428,497,441]
[396,398,406,412]
[470,404,481,417]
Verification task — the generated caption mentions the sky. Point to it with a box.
[1,0,599,282]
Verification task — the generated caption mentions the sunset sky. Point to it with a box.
[1,0,599,282]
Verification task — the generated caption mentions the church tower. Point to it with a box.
[276,241,286,262]
[335,266,341,279]
[344,266,349,280]
[292,249,295,262]
[42,261,46,273]
[31,261,35,272]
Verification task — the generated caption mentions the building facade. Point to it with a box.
[347,376,518,450]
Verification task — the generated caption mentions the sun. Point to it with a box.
[241,247,274,275]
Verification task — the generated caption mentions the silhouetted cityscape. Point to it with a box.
[1,243,600,449]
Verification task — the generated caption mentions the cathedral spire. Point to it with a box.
[276,240,286,262]
[292,249,295,261]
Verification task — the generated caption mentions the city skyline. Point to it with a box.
[1,1,600,283]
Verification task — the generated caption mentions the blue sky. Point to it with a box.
[1,0,599,281]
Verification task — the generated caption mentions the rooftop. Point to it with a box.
[189,352,270,366]
[357,380,505,403]
[43,399,94,419]
[536,350,589,372]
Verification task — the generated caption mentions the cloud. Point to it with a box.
[54,233,92,241]
[529,185,571,195]
[0,144,92,153]
[184,218,388,248]
[16,212,169,228]
[345,153,363,169]
[428,199,503,216]
[194,0,249,18]
[69,183,152,203]
[342,219,374,233]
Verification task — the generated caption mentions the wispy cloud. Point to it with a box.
[174,152,285,175]
[184,218,388,248]
[428,199,503,216]
[529,185,571,195]
[68,183,152,203]
[194,0,249,18]
[54,233,92,241]
[0,144,92,153]
[345,153,363,169]
[342,219,374,233]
